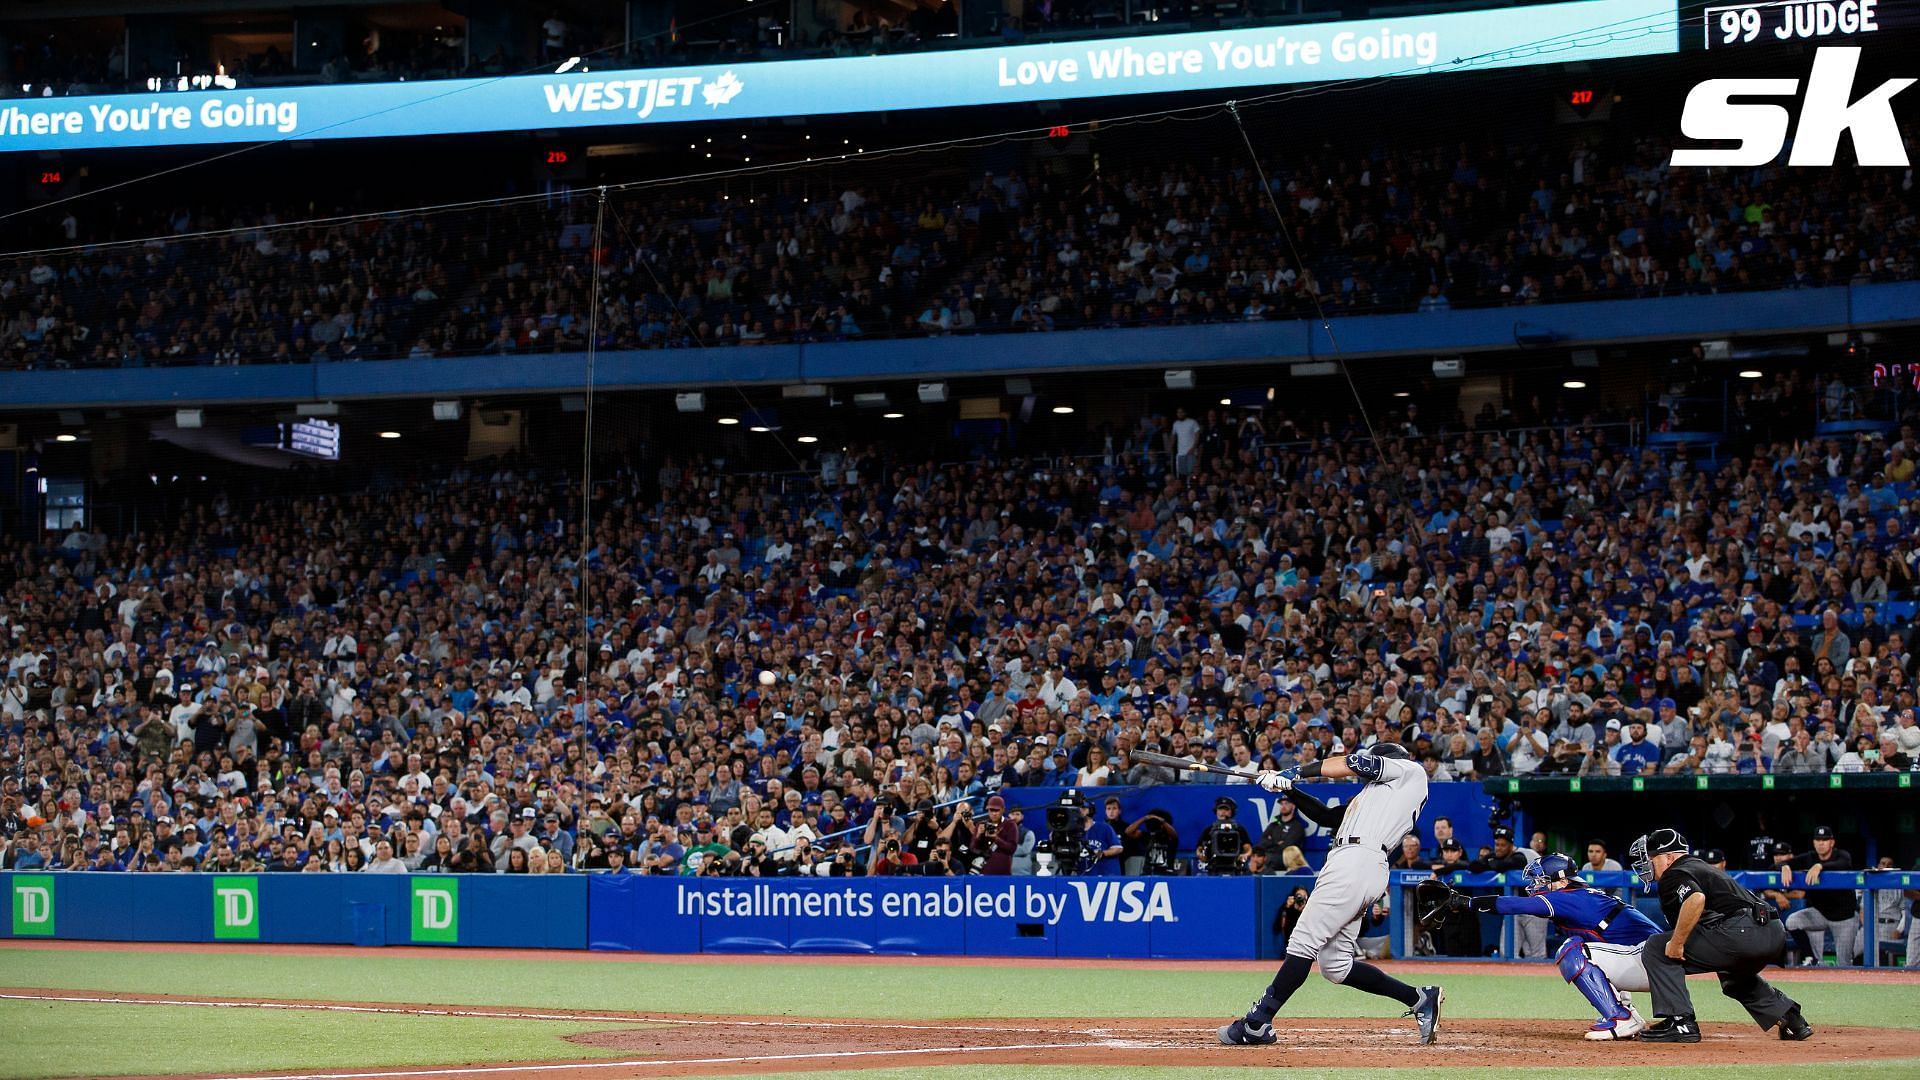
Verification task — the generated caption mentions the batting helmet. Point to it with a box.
[1523,852,1577,895]
[1369,741,1411,760]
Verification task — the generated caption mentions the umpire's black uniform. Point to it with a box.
[1644,852,1801,1032]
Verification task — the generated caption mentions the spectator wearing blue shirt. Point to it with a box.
[1088,798,1125,875]
[1610,719,1662,775]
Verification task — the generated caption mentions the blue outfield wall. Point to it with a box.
[4,281,1917,410]
[4,868,1915,964]
[0,872,586,949]
[589,874,1263,958]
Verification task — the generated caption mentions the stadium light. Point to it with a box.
[1051,405,1075,415]
[797,435,819,444]
[717,417,741,426]
[378,431,402,439]
[749,425,771,433]
[54,433,78,443]
[1562,380,1588,390]
[882,412,904,420]
[1738,369,1763,379]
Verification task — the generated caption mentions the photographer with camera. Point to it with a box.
[1196,796,1253,875]
[1123,808,1181,876]
[924,839,956,877]
[870,834,918,875]
[902,798,944,865]
[938,799,982,872]
[1275,886,1312,951]
[975,795,1018,874]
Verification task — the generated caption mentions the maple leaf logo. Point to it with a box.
[702,71,743,109]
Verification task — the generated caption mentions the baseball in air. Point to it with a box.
[758,670,777,686]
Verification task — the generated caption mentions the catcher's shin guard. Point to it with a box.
[1556,937,1633,1024]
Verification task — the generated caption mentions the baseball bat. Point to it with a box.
[1130,748,1258,781]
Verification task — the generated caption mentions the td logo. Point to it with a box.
[212,876,260,940]
[411,879,458,943]
[11,875,54,936]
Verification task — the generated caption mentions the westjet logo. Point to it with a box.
[1672,46,1914,166]
[541,72,744,121]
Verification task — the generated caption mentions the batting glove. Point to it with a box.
[1255,769,1296,793]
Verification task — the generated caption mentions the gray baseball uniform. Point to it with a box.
[1285,754,1429,983]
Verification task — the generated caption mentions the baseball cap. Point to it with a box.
[1604,718,1622,731]
[520,808,537,820]
[1771,840,1794,856]
[985,795,1005,811]
[1441,838,1464,852]
[1492,826,1513,841]
[1811,825,1835,840]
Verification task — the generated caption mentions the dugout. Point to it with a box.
[1491,773,1918,871]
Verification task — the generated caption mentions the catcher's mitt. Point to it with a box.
[1412,878,1465,929]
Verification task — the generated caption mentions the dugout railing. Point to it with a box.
[1386,869,1920,969]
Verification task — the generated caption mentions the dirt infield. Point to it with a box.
[4,988,1911,1079]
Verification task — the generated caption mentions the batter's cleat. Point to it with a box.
[1217,1019,1277,1046]
[1777,1008,1813,1041]
[1640,1015,1701,1043]
[1405,985,1443,1044]
[1584,1004,1646,1041]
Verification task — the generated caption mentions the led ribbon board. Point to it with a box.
[0,0,1676,153]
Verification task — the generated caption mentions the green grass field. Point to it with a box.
[0,946,1914,1079]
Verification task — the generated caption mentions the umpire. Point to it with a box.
[1632,828,1813,1043]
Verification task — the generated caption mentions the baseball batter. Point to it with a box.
[1219,743,1444,1046]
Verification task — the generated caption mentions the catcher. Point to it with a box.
[1417,852,1660,1040]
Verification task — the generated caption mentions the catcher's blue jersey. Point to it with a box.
[1492,886,1660,945]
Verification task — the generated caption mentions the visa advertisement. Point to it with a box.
[0,0,1677,153]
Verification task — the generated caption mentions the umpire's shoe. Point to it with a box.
[1640,1015,1702,1043]
[1405,985,1443,1044]
[1217,1019,1277,1046]
[1777,1008,1813,1041]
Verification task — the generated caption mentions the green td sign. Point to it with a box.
[410,878,458,943]
[11,875,55,937]
[212,876,260,940]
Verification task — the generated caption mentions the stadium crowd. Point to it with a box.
[4,132,1916,371]
[5,393,1920,882]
